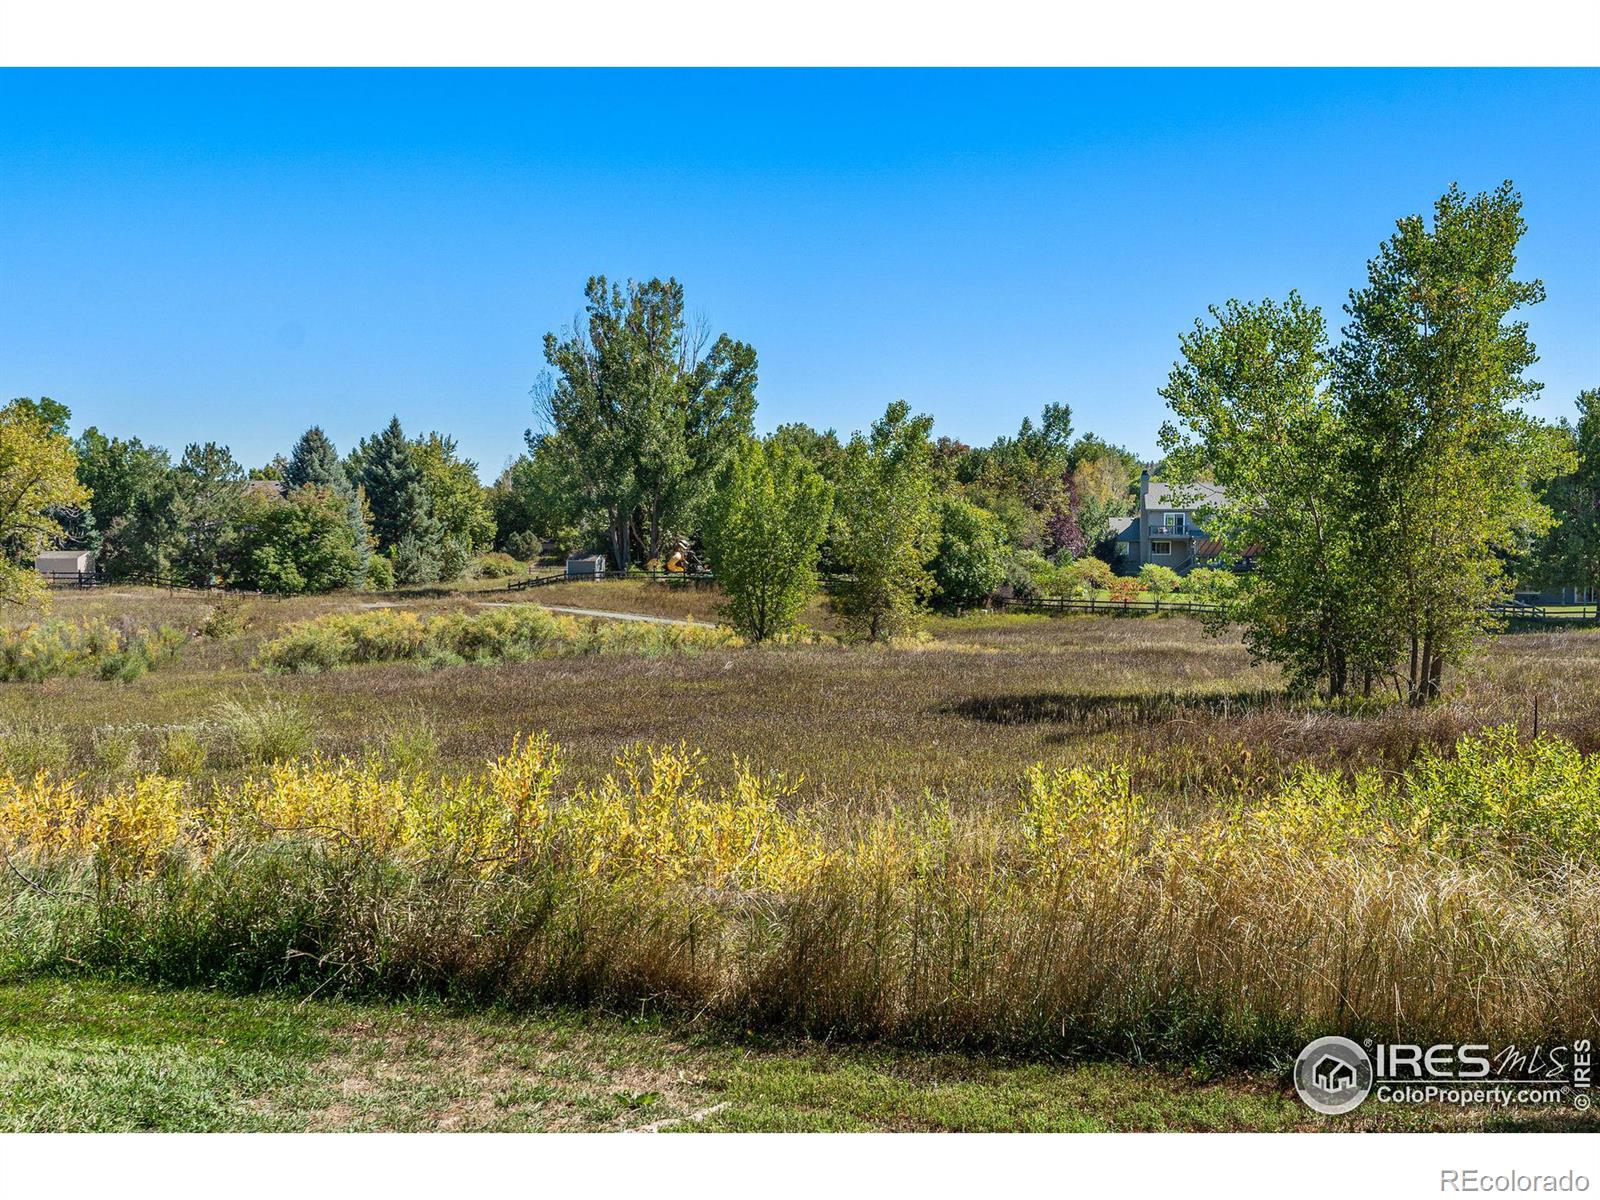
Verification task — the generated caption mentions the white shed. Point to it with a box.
[565,554,607,580]
[35,550,96,579]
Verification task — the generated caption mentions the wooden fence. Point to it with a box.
[997,593,1600,627]
[506,568,717,592]
[996,594,1225,617]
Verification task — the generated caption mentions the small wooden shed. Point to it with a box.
[35,550,96,579]
[565,554,607,581]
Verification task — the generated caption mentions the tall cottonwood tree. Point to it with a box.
[830,401,941,641]
[1335,182,1570,704]
[1159,294,1376,697]
[533,276,757,569]
[1161,185,1570,705]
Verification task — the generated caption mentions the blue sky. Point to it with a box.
[2,69,1596,479]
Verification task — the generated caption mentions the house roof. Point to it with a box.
[1144,479,1227,509]
[1108,515,1138,542]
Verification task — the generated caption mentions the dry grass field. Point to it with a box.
[5,581,1599,803]
[5,580,1600,1132]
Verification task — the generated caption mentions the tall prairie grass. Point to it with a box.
[1,725,1596,1062]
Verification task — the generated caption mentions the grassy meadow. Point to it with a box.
[4,579,1600,1132]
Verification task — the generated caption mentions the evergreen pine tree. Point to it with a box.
[360,416,441,581]
[284,426,349,491]
[285,425,371,588]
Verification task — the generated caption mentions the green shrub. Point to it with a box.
[0,618,184,683]
[0,720,70,776]
[200,599,245,640]
[1184,567,1239,603]
[157,728,209,778]
[474,552,521,579]
[365,555,396,592]
[90,727,145,780]
[1138,563,1182,596]
[1005,549,1049,600]
[1049,557,1115,599]
[391,536,441,585]
[438,537,471,583]
[211,697,316,765]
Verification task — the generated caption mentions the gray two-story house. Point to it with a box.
[1107,469,1229,575]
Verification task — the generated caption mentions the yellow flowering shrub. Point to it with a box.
[0,771,85,858]
[1019,762,1148,877]
[2,725,1598,893]
[564,744,823,889]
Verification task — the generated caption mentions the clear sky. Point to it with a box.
[2,68,1596,479]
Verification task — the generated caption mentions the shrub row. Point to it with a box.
[253,604,735,673]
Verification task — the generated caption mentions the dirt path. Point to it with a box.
[477,601,718,629]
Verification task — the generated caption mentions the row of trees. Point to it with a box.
[5,189,1596,684]
[1160,182,1593,705]
[5,407,494,595]
[493,276,1147,641]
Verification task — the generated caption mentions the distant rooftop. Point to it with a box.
[1144,479,1227,509]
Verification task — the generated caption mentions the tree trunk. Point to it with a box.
[609,510,630,571]
[1426,649,1444,702]
[1410,631,1435,707]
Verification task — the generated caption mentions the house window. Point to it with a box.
[1151,540,1172,556]
[1163,513,1186,533]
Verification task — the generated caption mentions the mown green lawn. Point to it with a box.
[2,978,1590,1133]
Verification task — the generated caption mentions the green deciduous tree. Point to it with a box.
[229,485,363,595]
[1532,389,1600,597]
[1162,184,1572,705]
[704,438,833,641]
[1160,293,1370,697]
[930,494,1006,613]
[534,276,757,569]
[0,399,90,606]
[412,432,495,571]
[1336,182,1570,704]
[74,428,179,580]
[830,401,940,641]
